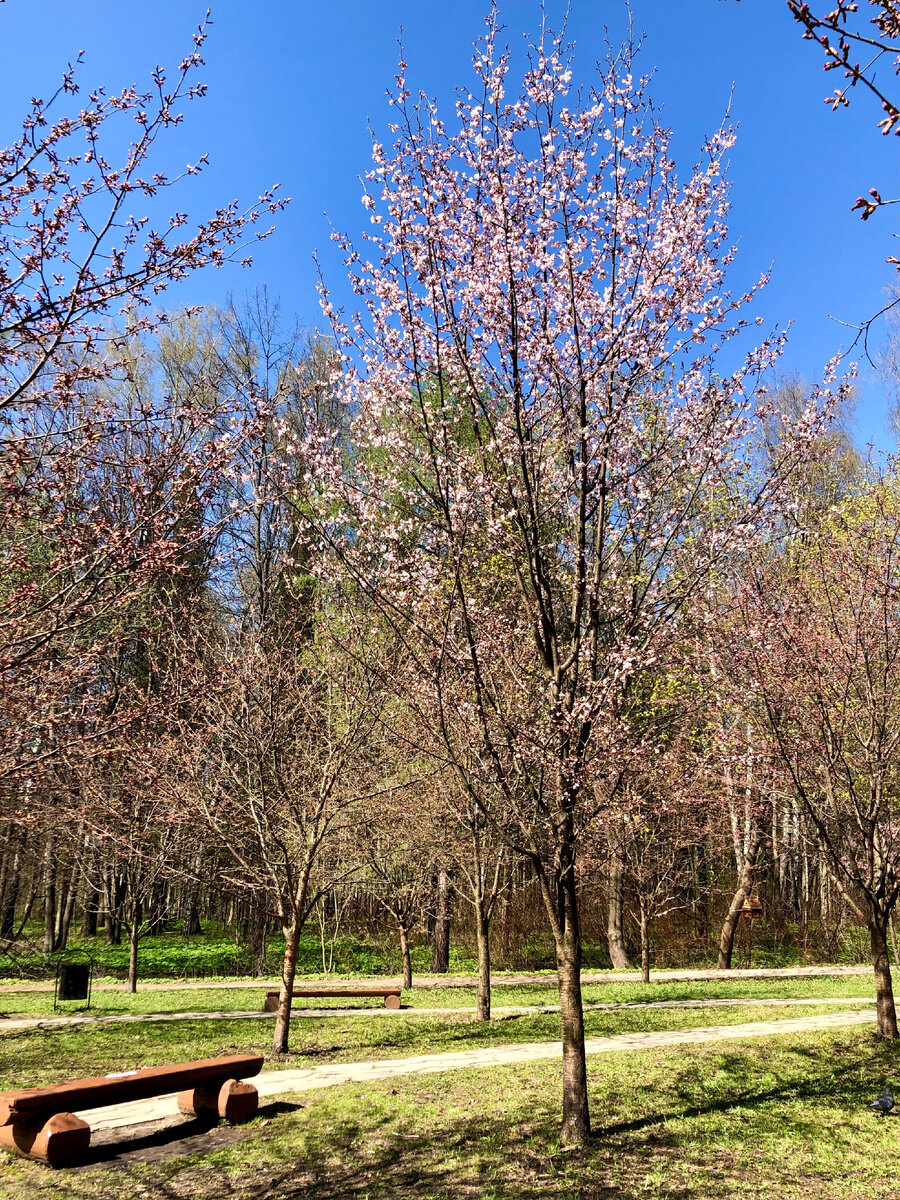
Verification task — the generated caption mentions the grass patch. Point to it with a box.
[0,1025,897,1198]
[0,922,879,986]
[0,973,878,1019]
[0,1001,875,1092]
[0,928,482,983]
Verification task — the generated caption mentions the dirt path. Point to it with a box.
[76,1008,876,1133]
[0,963,873,995]
[0,994,877,1032]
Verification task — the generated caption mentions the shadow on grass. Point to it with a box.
[73,1100,305,1168]
[34,1037,900,1200]
[593,1059,867,1139]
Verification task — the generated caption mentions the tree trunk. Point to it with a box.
[81,883,98,938]
[430,867,451,973]
[717,829,763,969]
[0,831,21,940]
[41,845,56,956]
[497,890,511,967]
[870,917,899,1038]
[606,829,631,969]
[272,917,301,1055]
[474,898,491,1021]
[127,900,141,994]
[556,912,589,1144]
[55,867,79,954]
[183,853,204,935]
[639,907,651,984]
[249,911,270,976]
[538,848,590,1145]
[183,893,203,936]
[398,922,413,989]
[104,870,123,945]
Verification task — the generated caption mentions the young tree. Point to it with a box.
[162,303,393,1055]
[307,17,840,1141]
[734,476,900,1036]
[361,808,435,990]
[173,610,385,1051]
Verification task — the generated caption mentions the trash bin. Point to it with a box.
[57,960,90,1001]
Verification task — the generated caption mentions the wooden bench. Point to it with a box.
[0,1053,263,1166]
[263,986,402,1011]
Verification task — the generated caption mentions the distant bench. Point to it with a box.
[0,1053,263,1166]
[264,986,402,1012]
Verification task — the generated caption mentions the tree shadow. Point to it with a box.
[70,1100,304,1169]
[592,1060,863,1139]
[37,1038,900,1199]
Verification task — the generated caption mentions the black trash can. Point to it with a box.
[57,960,90,1001]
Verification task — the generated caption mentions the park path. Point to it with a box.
[77,1008,876,1133]
[0,963,873,995]
[0,994,877,1032]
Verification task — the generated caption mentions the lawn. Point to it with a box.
[2,924,867,985]
[0,999,875,1092]
[0,973,879,1019]
[0,1026,897,1199]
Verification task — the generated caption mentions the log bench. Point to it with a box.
[263,986,402,1011]
[0,1053,263,1166]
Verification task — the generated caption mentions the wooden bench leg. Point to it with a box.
[177,1078,259,1124]
[0,1112,91,1166]
[384,994,401,1009]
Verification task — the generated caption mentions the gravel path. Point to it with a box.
[76,1007,876,1132]
[0,994,877,1032]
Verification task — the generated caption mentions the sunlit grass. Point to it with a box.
[0,1025,897,1199]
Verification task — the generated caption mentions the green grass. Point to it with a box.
[0,1026,897,1198]
[0,928,483,983]
[0,920,879,985]
[0,1000,875,1093]
[0,973,878,1019]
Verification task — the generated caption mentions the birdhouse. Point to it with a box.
[741,894,763,919]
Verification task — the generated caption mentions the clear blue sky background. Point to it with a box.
[2,0,898,449]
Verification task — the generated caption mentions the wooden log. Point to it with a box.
[0,1054,263,1127]
[0,1111,90,1166]
[177,1078,259,1124]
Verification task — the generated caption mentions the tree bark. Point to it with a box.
[0,830,21,940]
[81,895,98,937]
[556,916,589,1143]
[127,899,141,994]
[639,907,651,984]
[474,898,491,1021]
[55,867,79,954]
[717,829,763,969]
[182,861,204,935]
[606,829,631,969]
[183,895,203,936]
[41,844,56,956]
[103,869,123,945]
[870,917,899,1038]
[539,851,590,1145]
[272,916,301,1055]
[399,922,413,989]
[430,866,451,973]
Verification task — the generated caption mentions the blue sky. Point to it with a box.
[2,0,898,449]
